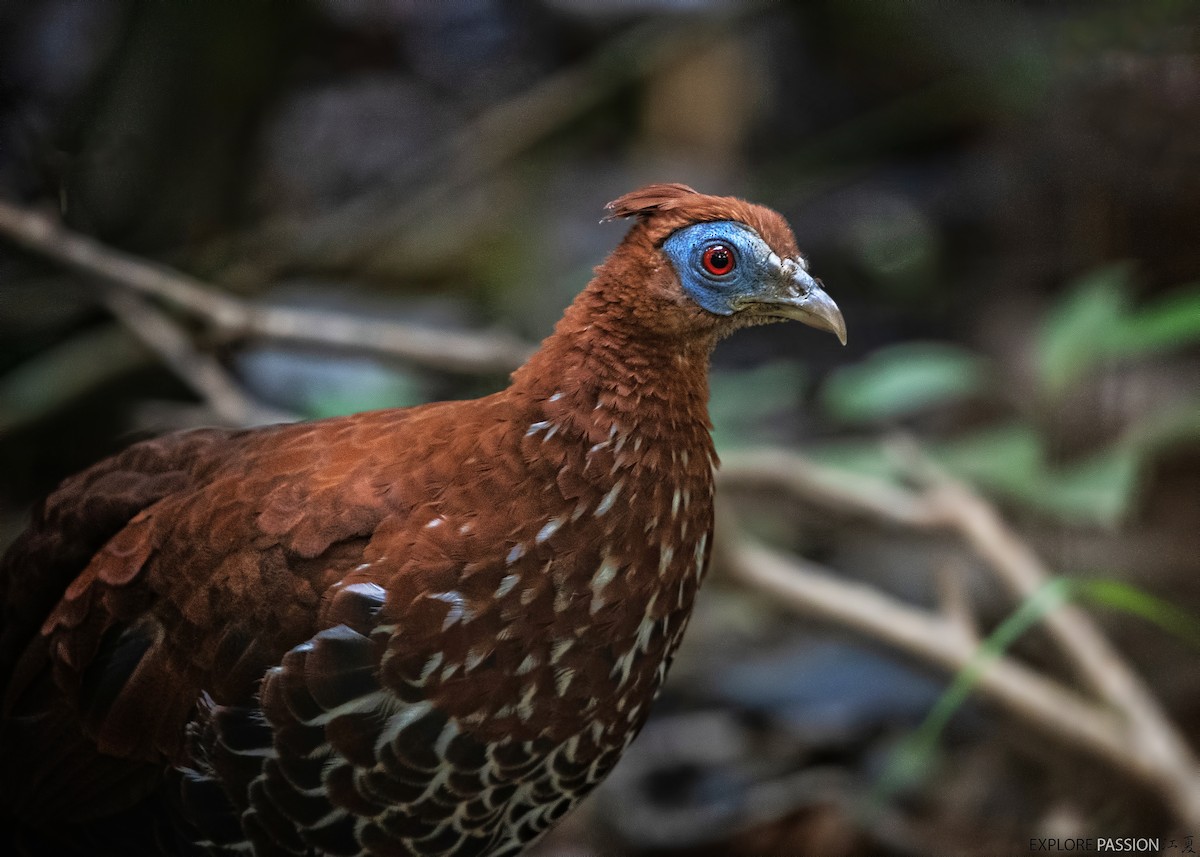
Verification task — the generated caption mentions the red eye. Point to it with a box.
[702,244,735,276]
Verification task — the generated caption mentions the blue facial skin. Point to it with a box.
[661,221,782,316]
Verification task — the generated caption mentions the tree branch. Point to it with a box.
[718,525,1129,774]
[102,290,295,427]
[718,447,1200,828]
[0,200,534,375]
[898,444,1200,828]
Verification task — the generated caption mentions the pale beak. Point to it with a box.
[743,268,847,345]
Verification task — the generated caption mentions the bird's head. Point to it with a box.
[601,183,846,346]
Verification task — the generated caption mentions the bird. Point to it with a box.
[0,183,845,857]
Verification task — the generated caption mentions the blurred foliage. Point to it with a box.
[820,342,988,424]
[1081,579,1200,651]
[1038,264,1139,397]
[879,575,1200,801]
[936,423,1141,525]
[1039,265,1200,396]
[236,348,429,420]
[877,577,1076,802]
[802,265,1200,525]
[301,370,425,420]
[709,361,808,451]
[0,324,150,433]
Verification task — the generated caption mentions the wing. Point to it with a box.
[0,428,232,688]
[1,394,586,854]
[174,557,582,857]
[0,409,424,828]
[0,427,237,831]
[166,404,631,857]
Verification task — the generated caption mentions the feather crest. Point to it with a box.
[604,183,800,258]
[602,183,699,221]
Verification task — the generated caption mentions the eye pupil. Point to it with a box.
[702,245,735,276]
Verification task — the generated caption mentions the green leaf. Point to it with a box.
[1036,448,1140,526]
[931,424,1139,525]
[875,577,1200,804]
[820,342,990,424]
[810,424,1144,525]
[813,392,1200,527]
[1111,285,1200,358]
[874,578,1074,801]
[303,372,426,419]
[1077,580,1200,650]
[0,325,152,433]
[805,438,901,481]
[1039,270,1200,396]
[932,422,1042,493]
[1037,263,1132,396]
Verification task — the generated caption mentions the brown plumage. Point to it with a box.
[0,184,844,856]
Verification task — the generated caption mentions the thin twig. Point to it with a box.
[719,524,1130,774]
[718,447,1200,828]
[0,200,535,374]
[935,555,979,644]
[717,447,946,528]
[102,291,295,427]
[895,443,1200,827]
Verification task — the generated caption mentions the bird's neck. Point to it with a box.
[498,281,718,749]
[510,284,716,456]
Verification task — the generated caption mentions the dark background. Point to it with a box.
[1,1,1199,854]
